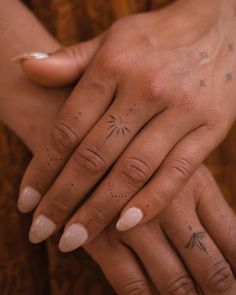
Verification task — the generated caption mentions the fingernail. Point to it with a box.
[18,186,41,213]
[11,51,49,62]
[59,223,88,252]
[29,215,56,243]
[116,207,143,231]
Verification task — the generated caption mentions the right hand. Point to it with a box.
[85,166,236,295]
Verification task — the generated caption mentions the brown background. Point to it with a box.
[0,0,235,294]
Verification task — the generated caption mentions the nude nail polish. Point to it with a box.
[18,186,41,213]
[116,207,144,231]
[11,51,49,62]
[29,215,56,243]
[59,223,88,252]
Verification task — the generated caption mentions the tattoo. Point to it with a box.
[108,182,129,199]
[228,43,234,52]
[185,231,208,254]
[226,72,233,82]
[200,52,208,59]
[199,79,206,87]
[106,114,130,140]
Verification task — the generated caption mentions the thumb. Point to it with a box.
[12,34,103,87]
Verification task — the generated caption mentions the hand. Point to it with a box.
[17,0,236,249]
[85,166,236,294]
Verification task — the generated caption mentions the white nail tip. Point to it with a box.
[18,186,41,213]
[11,51,49,62]
[29,215,56,244]
[116,207,144,231]
[59,223,88,252]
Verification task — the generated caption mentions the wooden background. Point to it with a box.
[0,0,235,294]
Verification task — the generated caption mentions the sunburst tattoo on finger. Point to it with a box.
[106,114,130,140]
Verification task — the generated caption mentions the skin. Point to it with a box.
[19,0,236,248]
[1,1,236,294]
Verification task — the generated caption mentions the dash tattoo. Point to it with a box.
[106,114,130,140]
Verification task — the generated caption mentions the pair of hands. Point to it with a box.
[10,0,236,293]
[17,0,236,250]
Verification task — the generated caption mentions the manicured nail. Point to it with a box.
[59,223,88,252]
[11,51,49,62]
[116,207,144,231]
[18,186,41,213]
[29,215,56,243]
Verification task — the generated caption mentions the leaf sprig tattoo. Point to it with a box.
[185,231,208,254]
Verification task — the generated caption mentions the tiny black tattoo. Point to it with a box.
[226,72,233,82]
[199,80,206,87]
[185,232,208,254]
[106,115,130,140]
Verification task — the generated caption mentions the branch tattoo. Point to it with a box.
[185,226,208,254]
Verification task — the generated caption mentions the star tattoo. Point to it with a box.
[106,114,130,140]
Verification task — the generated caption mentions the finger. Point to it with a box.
[195,166,236,274]
[84,235,154,295]
[57,109,195,251]
[13,34,104,87]
[117,124,222,230]
[28,92,156,243]
[160,194,236,295]
[123,222,199,294]
[18,57,115,213]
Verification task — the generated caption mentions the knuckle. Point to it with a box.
[166,275,196,295]
[164,157,193,185]
[205,260,234,293]
[99,51,123,74]
[119,157,151,189]
[72,142,106,175]
[87,203,109,226]
[119,278,150,295]
[50,119,80,154]
[48,195,71,213]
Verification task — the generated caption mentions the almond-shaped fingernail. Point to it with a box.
[116,207,144,231]
[29,215,56,243]
[11,51,49,62]
[18,186,41,213]
[59,223,88,252]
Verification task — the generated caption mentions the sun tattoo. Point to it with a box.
[185,231,208,254]
[106,114,130,140]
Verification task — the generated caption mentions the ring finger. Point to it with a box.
[160,194,236,295]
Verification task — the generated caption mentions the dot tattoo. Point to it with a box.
[185,231,208,254]
[108,182,129,199]
[106,114,130,140]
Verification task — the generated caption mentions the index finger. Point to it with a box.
[18,61,116,213]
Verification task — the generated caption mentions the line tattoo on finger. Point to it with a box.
[106,114,130,140]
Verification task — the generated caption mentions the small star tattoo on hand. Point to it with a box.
[228,43,234,52]
[200,52,208,59]
[226,73,233,82]
[199,80,206,87]
[106,114,130,140]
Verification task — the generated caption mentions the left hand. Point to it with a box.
[17,0,236,248]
